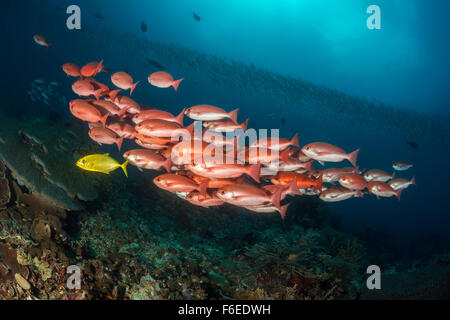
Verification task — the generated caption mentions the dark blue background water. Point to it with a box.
[1,0,449,256]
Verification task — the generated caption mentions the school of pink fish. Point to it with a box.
[61,55,415,220]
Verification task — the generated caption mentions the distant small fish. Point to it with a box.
[363,169,394,182]
[406,140,419,150]
[389,177,416,191]
[33,34,51,50]
[147,59,166,70]
[34,79,44,84]
[192,12,201,22]
[368,181,402,200]
[76,154,129,177]
[393,161,413,171]
[141,21,147,32]
[94,13,104,19]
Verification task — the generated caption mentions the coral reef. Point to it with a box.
[0,159,367,300]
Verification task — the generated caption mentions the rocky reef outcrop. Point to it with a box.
[0,155,367,299]
[0,110,99,210]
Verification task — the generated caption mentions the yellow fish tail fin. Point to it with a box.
[121,159,129,178]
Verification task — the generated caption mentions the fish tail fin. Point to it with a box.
[270,186,282,211]
[355,190,364,198]
[411,176,416,186]
[315,174,323,192]
[184,122,195,137]
[130,80,140,96]
[116,136,124,152]
[290,133,299,148]
[241,118,249,131]
[175,108,185,126]
[172,78,184,91]
[118,106,131,120]
[287,176,302,196]
[304,160,314,172]
[121,159,129,178]
[395,189,402,201]
[228,108,239,124]
[109,89,120,101]
[100,113,109,127]
[247,163,261,183]
[279,148,290,163]
[278,203,290,220]
[348,148,360,167]
[94,59,104,77]
[197,181,207,196]
[93,89,103,100]
[163,156,172,173]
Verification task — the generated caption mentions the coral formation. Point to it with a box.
[0,110,100,210]
[0,152,367,299]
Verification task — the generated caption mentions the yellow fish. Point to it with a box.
[76,154,129,177]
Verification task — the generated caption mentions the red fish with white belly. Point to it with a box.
[153,174,207,195]
[148,71,184,91]
[132,108,185,125]
[107,121,135,139]
[215,184,283,211]
[185,105,239,123]
[338,173,367,190]
[70,100,108,127]
[88,127,124,151]
[111,72,140,96]
[123,149,171,172]
[302,142,359,167]
[367,181,402,200]
[319,187,363,202]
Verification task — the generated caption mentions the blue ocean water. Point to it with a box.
[1,0,449,269]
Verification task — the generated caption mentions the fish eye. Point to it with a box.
[186,108,190,113]
[219,190,225,195]
[192,161,197,166]
[155,177,160,182]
